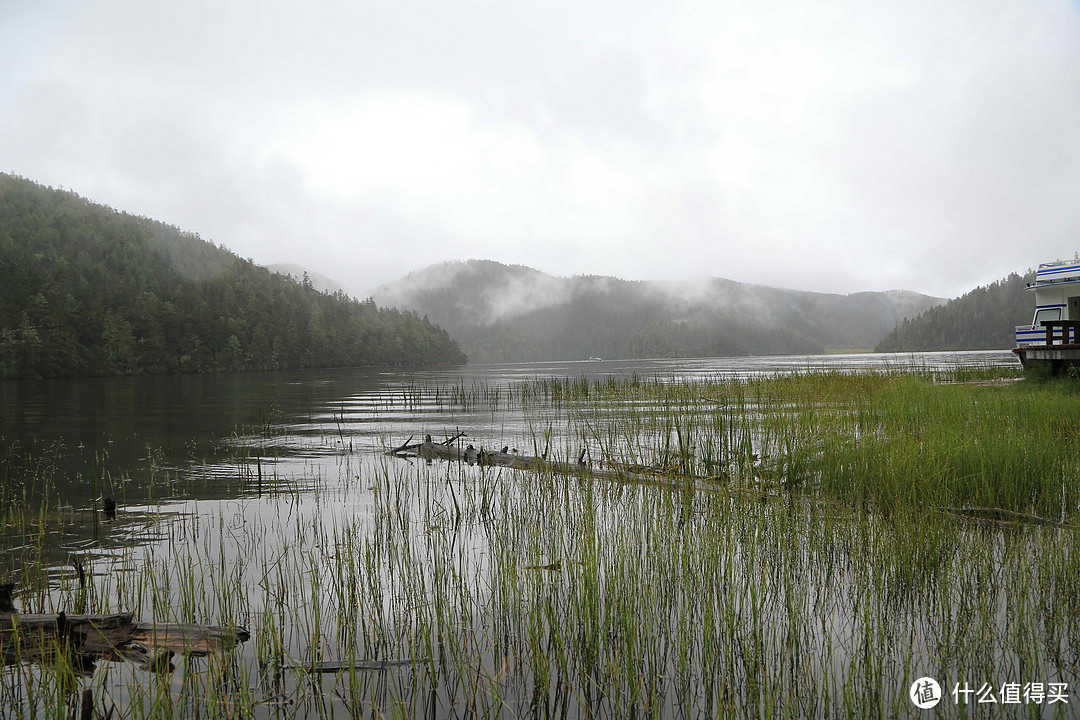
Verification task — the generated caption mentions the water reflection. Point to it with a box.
[0,350,1015,503]
[6,350,1064,719]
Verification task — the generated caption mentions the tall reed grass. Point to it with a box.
[3,365,1078,719]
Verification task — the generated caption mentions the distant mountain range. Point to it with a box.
[370,260,946,363]
[5,170,1035,379]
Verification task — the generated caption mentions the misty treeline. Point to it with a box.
[0,174,466,379]
[453,301,822,363]
[376,260,943,362]
[392,263,823,362]
[874,272,1033,352]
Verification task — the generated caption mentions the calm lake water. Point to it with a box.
[3,349,1038,719]
[0,350,1016,505]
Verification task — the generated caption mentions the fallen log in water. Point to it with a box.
[0,610,135,660]
[128,620,251,654]
[392,432,468,455]
[389,432,664,484]
[0,585,249,672]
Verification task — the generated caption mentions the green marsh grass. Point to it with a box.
[3,365,1080,718]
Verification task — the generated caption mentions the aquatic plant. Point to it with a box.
[4,364,1080,719]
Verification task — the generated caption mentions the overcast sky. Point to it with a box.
[2,0,1078,298]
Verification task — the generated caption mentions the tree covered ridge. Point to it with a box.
[0,173,466,379]
[874,271,1033,352]
[375,260,945,363]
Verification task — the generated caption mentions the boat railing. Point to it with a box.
[1038,320,1080,346]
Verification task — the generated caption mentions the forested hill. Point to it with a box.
[0,174,466,379]
[874,272,1033,352]
[373,260,944,363]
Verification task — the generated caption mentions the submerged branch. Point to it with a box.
[290,659,415,673]
[942,506,1073,530]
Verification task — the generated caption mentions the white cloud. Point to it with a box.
[1,0,1078,298]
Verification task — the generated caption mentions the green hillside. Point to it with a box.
[874,272,1033,352]
[0,174,466,379]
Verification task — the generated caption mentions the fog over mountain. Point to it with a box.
[371,260,944,363]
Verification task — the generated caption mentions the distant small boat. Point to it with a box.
[587,356,602,362]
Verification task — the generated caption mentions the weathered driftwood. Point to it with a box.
[391,432,467,455]
[0,611,134,662]
[0,593,250,672]
[390,433,662,484]
[128,620,250,654]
